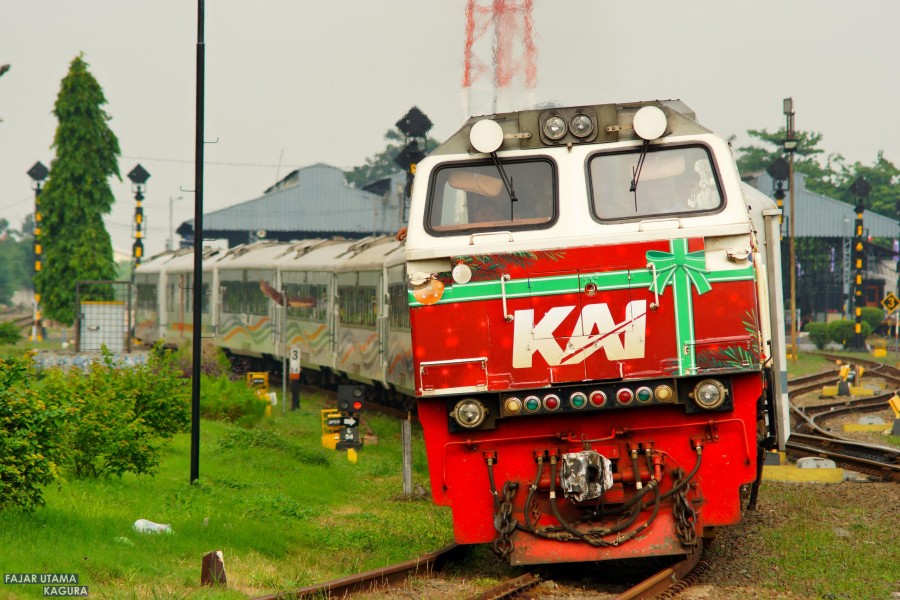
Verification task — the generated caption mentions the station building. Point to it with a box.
[744,171,898,324]
[175,163,406,248]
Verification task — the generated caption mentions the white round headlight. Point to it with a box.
[570,114,594,138]
[451,399,488,428]
[691,380,726,410]
[542,116,567,140]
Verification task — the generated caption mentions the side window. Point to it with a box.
[388,282,410,329]
[338,286,377,327]
[590,146,722,220]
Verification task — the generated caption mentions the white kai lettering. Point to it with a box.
[512,301,647,368]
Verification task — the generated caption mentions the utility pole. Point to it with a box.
[783,98,798,363]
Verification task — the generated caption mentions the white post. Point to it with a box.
[401,415,413,495]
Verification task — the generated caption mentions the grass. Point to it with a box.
[1,343,897,598]
[739,482,900,599]
[0,394,452,599]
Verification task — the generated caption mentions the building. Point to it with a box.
[745,171,898,322]
[176,163,406,248]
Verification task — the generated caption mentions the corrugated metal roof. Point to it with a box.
[746,171,898,238]
[186,163,405,235]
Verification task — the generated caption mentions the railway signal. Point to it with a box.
[337,384,365,414]
[336,384,364,451]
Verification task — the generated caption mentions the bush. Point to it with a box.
[826,319,872,349]
[171,341,231,377]
[804,322,830,350]
[0,321,22,345]
[39,348,190,479]
[200,374,268,427]
[860,307,886,333]
[0,356,65,510]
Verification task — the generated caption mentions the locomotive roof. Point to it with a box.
[430,99,710,156]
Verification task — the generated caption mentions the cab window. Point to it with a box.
[589,146,722,220]
[426,159,555,233]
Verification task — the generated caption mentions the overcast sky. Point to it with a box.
[2,1,899,257]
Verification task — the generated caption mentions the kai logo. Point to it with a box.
[512,301,647,368]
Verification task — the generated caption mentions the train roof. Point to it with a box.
[161,246,226,273]
[431,99,709,156]
[333,236,403,272]
[272,238,358,271]
[134,249,183,274]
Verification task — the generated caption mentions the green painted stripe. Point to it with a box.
[409,265,755,307]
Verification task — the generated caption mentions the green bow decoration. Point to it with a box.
[646,242,712,296]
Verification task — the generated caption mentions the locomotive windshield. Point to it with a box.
[589,146,722,220]
[426,159,555,233]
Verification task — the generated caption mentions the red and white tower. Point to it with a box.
[462,0,537,116]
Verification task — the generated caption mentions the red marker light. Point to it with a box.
[543,394,560,411]
[616,388,633,405]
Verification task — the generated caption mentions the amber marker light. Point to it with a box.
[655,385,674,403]
[504,397,523,415]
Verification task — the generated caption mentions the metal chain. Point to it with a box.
[492,482,519,559]
[673,469,699,548]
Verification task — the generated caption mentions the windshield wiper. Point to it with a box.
[489,151,517,203]
[629,140,650,211]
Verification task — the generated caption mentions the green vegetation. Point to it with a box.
[746,482,899,599]
[0,320,22,345]
[36,54,121,325]
[0,217,32,306]
[0,394,450,598]
[736,128,900,219]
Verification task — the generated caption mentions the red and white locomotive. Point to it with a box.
[404,99,790,564]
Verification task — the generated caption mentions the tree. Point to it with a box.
[736,128,900,219]
[0,218,32,306]
[345,126,440,188]
[36,55,120,325]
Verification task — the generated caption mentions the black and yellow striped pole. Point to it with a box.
[767,157,789,241]
[850,177,871,351]
[27,161,49,342]
[127,164,151,266]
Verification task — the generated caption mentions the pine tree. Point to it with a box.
[36,54,120,325]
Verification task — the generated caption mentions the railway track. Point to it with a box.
[787,364,900,481]
[250,543,708,599]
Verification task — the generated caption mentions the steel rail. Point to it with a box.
[614,543,705,600]
[250,543,465,600]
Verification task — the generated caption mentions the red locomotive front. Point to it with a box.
[405,100,789,565]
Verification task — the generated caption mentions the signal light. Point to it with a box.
[337,384,365,413]
[504,397,523,415]
[589,390,607,408]
[524,395,541,412]
[543,394,560,411]
[616,388,634,405]
[655,385,674,403]
[635,387,653,403]
[569,392,587,409]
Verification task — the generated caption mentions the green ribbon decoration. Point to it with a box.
[645,238,711,375]
[646,243,712,296]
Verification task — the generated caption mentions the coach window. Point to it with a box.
[136,282,156,311]
[589,146,722,221]
[426,159,555,233]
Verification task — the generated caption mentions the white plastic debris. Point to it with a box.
[133,519,173,534]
